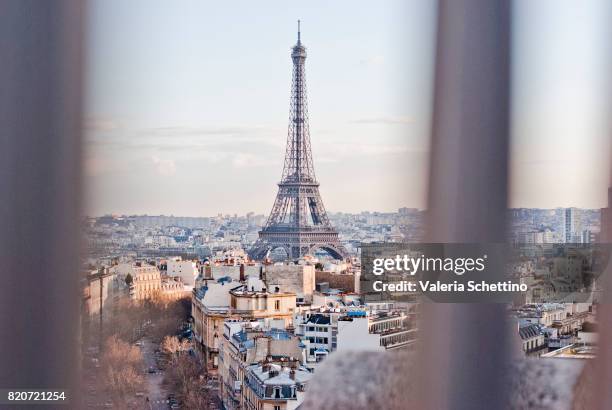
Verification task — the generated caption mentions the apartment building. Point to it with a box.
[130,264,163,300]
[218,321,305,410]
[242,360,312,410]
[295,308,417,367]
[166,257,199,287]
[192,277,297,373]
[519,323,546,355]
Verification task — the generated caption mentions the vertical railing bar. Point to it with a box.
[0,1,84,407]
[419,1,511,409]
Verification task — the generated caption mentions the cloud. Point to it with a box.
[140,125,252,137]
[151,155,176,176]
[135,125,280,139]
[350,116,412,125]
[87,124,284,151]
[321,142,411,158]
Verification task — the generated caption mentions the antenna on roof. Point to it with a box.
[297,19,301,45]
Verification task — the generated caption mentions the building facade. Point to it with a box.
[192,280,297,373]
[130,264,162,300]
[218,321,307,410]
[167,257,199,287]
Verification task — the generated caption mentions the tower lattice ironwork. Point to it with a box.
[249,21,347,261]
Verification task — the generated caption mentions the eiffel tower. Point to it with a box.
[249,21,347,261]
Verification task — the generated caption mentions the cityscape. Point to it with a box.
[80,16,605,410]
[82,204,605,409]
[5,0,612,409]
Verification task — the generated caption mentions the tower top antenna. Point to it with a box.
[297,20,301,44]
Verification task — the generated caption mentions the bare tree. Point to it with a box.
[182,378,210,409]
[83,283,193,407]
[163,354,207,409]
[97,295,190,343]
[162,335,190,356]
[145,296,191,342]
[98,335,145,407]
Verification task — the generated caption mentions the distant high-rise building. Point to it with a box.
[581,229,596,244]
[564,207,582,243]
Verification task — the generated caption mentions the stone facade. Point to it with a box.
[130,265,162,300]
[265,264,315,304]
[315,271,356,293]
[192,281,297,373]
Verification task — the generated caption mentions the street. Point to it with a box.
[139,337,170,409]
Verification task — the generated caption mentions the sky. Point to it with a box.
[85,0,611,217]
[511,0,612,210]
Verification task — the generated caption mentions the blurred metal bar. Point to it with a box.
[594,111,612,404]
[593,300,612,409]
[0,1,84,406]
[590,3,612,408]
[420,1,511,409]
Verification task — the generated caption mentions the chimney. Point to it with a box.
[240,264,245,281]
